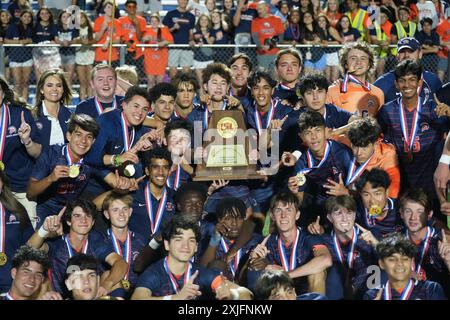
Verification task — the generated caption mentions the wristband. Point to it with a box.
[292,150,302,161]
[439,154,450,165]
[209,233,221,247]
[38,225,49,238]
[114,154,122,167]
[149,238,160,250]
[163,295,172,300]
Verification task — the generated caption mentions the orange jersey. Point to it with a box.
[367,140,400,198]
[118,15,147,58]
[143,26,174,76]
[93,16,124,62]
[326,82,385,116]
[251,15,285,55]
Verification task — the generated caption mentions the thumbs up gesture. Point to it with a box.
[307,216,324,235]
[18,111,32,145]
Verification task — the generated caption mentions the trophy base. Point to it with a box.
[193,165,264,181]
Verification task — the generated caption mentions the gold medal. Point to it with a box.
[120,279,130,291]
[0,161,4,171]
[123,164,135,177]
[296,173,306,186]
[368,205,382,216]
[69,165,80,178]
[0,252,8,266]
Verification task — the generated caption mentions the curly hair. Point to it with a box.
[338,41,376,76]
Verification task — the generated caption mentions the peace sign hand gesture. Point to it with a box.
[175,270,202,300]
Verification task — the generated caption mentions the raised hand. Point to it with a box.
[214,274,233,300]
[175,270,202,300]
[434,94,450,117]
[355,223,378,247]
[49,165,70,183]
[307,216,324,235]
[128,175,146,192]
[113,170,133,193]
[324,174,350,196]
[438,229,450,265]
[43,207,66,237]
[18,111,32,144]
[207,179,230,195]
[269,115,288,131]
[199,93,211,106]
[250,235,270,260]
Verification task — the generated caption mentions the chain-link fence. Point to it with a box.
[0,43,447,106]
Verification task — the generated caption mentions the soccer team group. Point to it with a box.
[0,35,450,301]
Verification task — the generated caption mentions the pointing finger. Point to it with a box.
[261,234,271,247]
[136,175,146,183]
[21,111,26,124]
[189,270,199,283]
[316,216,320,224]
[442,229,447,243]
[434,93,442,105]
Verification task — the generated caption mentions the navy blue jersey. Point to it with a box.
[166,164,191,191]
[321,229,378,299]
[265,229,327,269]
[403,227,450,296]
[230,86,253,112]
[5,23,33,62]
[273,83,298,102]
[356,198,403,240]
[2,105,41,193]
[162,9,195,44]
[32,144,100,227]
[0,208,34,293]
[34,104,72,151]
[374,71,442,104]
[299,104,352,129]
[75,95,124,119]
[85,109,149,168]
[214,233,263,280]
[135,258,221,299]
[195,219,216,263]
[47,230,115,294]
[103,229,146,288]
[294,140,353,208]
[246,100,299,151]
[129,180,176,243]
[377,98,449,194]
[363,280,447,300]
[33,22,58,43]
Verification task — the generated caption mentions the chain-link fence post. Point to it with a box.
[0,45,4,76]
[120,45,126,66]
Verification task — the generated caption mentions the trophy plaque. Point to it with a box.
[193,110,262,181]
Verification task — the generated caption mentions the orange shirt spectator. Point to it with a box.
[436,17,450,59]
[93,15,123,63]
[118,14,147,59]
[142,23,174,76]
[251,14,285,55]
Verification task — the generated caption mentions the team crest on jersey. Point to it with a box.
[166,202,174,211]
[367,99,375,108]
[420,122,429,132]
[36,122,43,130]
[9,214,17,223]
[8,126,16,135]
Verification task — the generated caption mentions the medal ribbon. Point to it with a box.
[341,73,371,93]
[64,145,84,166]
[383,279,414,300]
[300,141,331,175]
[94,96,117,115]
[278,228,300,271]
[399,96,421,152]
[120,112,135,152]
[407,226,434,276]
[64,235,88,258]
[0,104,10,161]
[332,226,358,269]
[166,165,181,190]
[345,153,374,186]
[5,291,15,300]
[254,99,278,135]
[144,184,168,235]
[163,256,192,293]
[0,203,5,254]
[109,229,131,280]
[219,238,242,277]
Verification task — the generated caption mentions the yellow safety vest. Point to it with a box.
[374,22,396,58]
[347,9,367,40]
[394,21,417,39]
